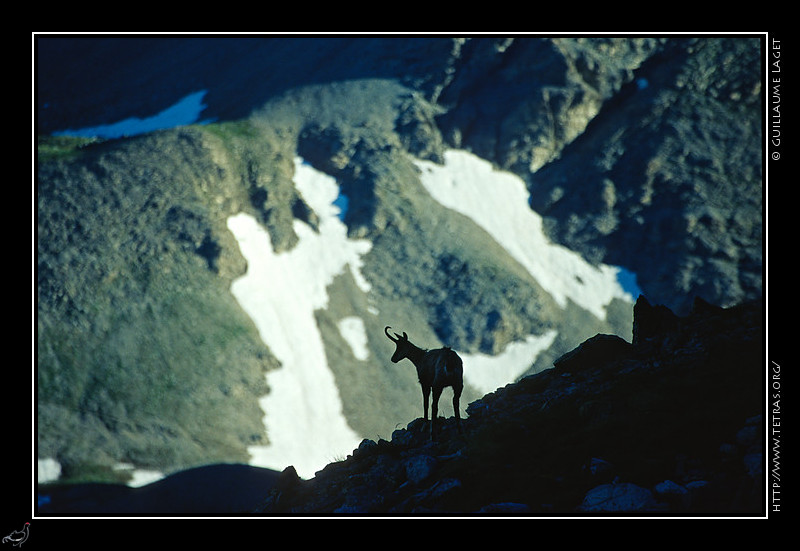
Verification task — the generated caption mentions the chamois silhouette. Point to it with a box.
[385,326,464,439]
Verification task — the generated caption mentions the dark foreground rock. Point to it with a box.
[254,296,764,516]
[37,464,280,515]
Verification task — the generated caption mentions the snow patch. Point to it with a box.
[37,458,61,483]
[337,316,370,361]
[52,90,213,139]
[227,158,371,479]
[36,458,163,488]
[462,330,558,395]
[124,469,164,488]
[415,150,636,319]
[113,463,164,487]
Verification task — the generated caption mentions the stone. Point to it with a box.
[579,483,659,512]
[633,296,680,345]
[655,480,688,497]
[685,480,710,491]
[421,478,461,501]
[405,455,438,485]
[354,439,378,457]
[553,334,632,371]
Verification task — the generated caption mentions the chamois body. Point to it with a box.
[385,326,464,438]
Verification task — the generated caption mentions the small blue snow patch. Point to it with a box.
[617,267,642,299]
[333,193,349,221]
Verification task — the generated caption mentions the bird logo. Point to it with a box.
[2,523,29,547]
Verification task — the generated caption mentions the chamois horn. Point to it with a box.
[385,326,407,342]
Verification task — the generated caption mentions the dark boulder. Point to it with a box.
[553,333,633,372]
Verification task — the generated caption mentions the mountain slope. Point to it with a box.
[37,296,764,516]
[36,125,634,482]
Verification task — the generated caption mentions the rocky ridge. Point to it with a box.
[254,296,763,516]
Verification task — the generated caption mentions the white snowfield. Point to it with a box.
[227,159,371,479]
[415,150,634,320]
[461,331,558,396]
[337,316,370,361]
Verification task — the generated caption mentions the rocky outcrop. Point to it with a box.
[254,297,763,515]
[525,38,763,314]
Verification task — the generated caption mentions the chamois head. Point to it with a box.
[385,326,411,363]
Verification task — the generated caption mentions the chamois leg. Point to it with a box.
[430,386,443,439]
[453,384,463,435]
[421,385,430,422]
